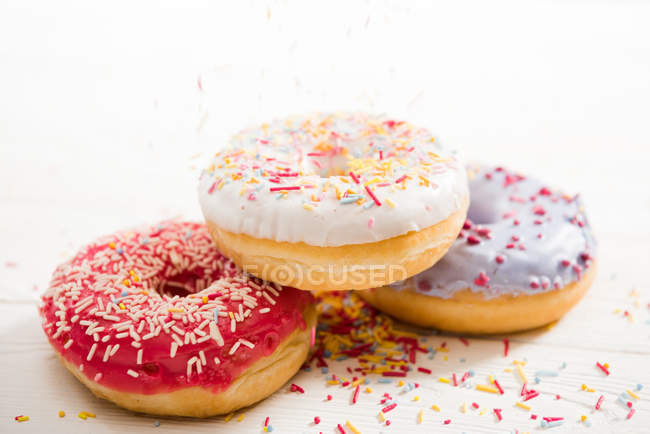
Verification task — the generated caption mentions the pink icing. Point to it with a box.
[39,221,314,394]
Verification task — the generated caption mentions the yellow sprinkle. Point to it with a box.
[379,411,386,422]
[385,198,396,208]
[85,412,96,418]
[17,416,29,422]
[516,402,531,411]
[418,409,424,424]
[229,312,235,319]
[627,389,640,400]
[476,384,500,394]
[504,368,512,372]
[438,377,451,384]
[581,415,587,422]
[224,412,234,422]
[489,374,495,384]
[202,296,208,304]
[413,396,420,402]
[78,412,87,420]
[479,408,488,415]
[443,355,448,361]
[237,413,244,422]
[436,346,449,353]
[108,242,115,249]
[119,303,126,310]
[516,363,528,383]
[327,380,339,385]
[302,203,315,211]
[167,307,184,313]
[398,380,405,386]
[365,387,373,393]
[461,402,467,413]
[604,363,610,369]
[58,411,65,418]
[431,404,441,412]
[345,420,361,434]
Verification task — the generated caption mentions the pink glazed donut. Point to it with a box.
[39,221,316,417]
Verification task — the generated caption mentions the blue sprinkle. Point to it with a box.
[304,367,311,372]
[547,420,564,428]
[460,358,466,363]
[184,230,192,239]
[536,370,559,377]
[560,361,567,369]
[153,420,160,427]
[541,420,548,428]
[468,369,475,377]
[267,425,274,432]
[121,290,128,297]
[363,201,375,209]
[535,377,541,384]
[213,309,220,322]
[323,350,331,358]
[340,195,363,204]
[116,247,123,254]
[321,367,328,374]
[364,378,370,384]
[584,420,592,427]
[140,238,149,244]
[637,384,643,391]
[378,378,392,384]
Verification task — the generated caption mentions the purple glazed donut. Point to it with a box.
[359,166,597,334]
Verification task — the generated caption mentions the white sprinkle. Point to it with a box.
[63,339,73,349]
[137,349,143,364]
[228,341,241,355]
[261,291,276,305]
[199,350,206,366]
[230,318,236,332]
[110,344,120,356]
[239,338,255,349]
[87,343,97,361]
[213,357,221,365]
[126,369,139,378]
[259,308,270,314]
[170,342,178,358]
[103,345,112,362]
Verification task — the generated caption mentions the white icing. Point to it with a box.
[198,113,468,247]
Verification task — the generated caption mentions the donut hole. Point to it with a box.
[156,269,214,298]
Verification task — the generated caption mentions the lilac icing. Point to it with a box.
[394,166,596,299]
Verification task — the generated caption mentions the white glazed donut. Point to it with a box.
[198,112,469,291]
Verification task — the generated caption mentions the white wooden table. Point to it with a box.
[1,1,649,432]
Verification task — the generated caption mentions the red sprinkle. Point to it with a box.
[327,394,332,401]
[264,416,270,427]
[494,379,504,395]
[523,391,540,401]
[337,423,346,434]
[364,185,382,207]
[595,395,604,410]
[349,171,360,184]
[627,409,636,419]
[443,419,451,425]
[452,373,458,387]
[207,182,217,194]
[494,408,503,421]
[382,403,397,413]
[459,337,469,346]
[352,385,360,404]
[382,371,406,377]
[395,174,408,184]
[596,362,610,376]
[531,414,538,420]
[290,383,305,393]
[472,402,479,409]
[503,338,509,357]
[417,367,432,374]
[270,186,301,192]
[521,383,528,396]
[314,416,321,425]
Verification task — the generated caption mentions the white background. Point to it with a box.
[1,1,649,433]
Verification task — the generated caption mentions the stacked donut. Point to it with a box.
[40,112,596,417]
